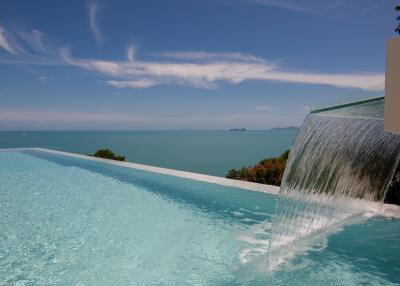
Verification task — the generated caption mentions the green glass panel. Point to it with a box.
[311,97,384,119]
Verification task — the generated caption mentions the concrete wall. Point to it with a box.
[384,38,400,134]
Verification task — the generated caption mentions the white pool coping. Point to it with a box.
[2,147,400,218]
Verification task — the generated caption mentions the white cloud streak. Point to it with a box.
[18,29,48,53]
[0,26,52,56]
[160,51,265,63]
[249,0,385,20]
[0,26,17,54]
[61,48,384,91]
[107,79,157,88]
[126,45,136,62]
[251,0,315,14]
[250,0,349,15]
[88,1,103,43]
[255,105,274,111]
[0,25,385,92]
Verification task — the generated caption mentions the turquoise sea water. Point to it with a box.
[0,130,297,176]
[1,150,400,285]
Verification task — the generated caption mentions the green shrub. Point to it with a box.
[226,150,289,186]
[89,148,125,161]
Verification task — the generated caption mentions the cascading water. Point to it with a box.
[265,99,400,269]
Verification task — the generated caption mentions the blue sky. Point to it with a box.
[0,0,397,130]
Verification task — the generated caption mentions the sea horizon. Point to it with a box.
[0,126,300,132]
[0,129,297,177]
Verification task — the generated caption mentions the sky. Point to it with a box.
[0,0,397,130]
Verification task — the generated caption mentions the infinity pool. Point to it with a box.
[1,149,400,285]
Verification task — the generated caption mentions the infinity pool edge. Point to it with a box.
[2,147,399,218]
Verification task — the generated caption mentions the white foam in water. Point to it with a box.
[265,114,400,270]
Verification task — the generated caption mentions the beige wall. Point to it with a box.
[384,38,400,134]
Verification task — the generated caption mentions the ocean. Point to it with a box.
[0,130,297,177]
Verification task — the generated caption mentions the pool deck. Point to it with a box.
[2,147,400,218]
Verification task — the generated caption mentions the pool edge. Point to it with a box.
[3,147,400,218]
[0,147,280,195]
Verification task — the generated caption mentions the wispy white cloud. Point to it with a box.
[61,47,384,91]
[250,0,349,15]
[160,51,265,63]
[0,25,385,92]
[0,26,52,57]
[251,0,316,14]
[17,29,48,54]
[0,26,18,54]
[249,0,386,21]
[88,1,103,43]
[255,105,274,111]
[37,75,47,83]
[107,79,158,89]
[0,27,63,83]
[126,45,136,62]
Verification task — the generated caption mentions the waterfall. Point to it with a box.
[267,113,400,268]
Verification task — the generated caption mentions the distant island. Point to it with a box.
[268,126,299,131]
[228,127,299,131]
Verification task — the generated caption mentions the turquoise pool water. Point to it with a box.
[1,150,400,285]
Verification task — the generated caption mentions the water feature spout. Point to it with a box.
[267,97,400,270]
[384,38,400,135]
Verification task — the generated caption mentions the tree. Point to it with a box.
[396,5,400,35]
